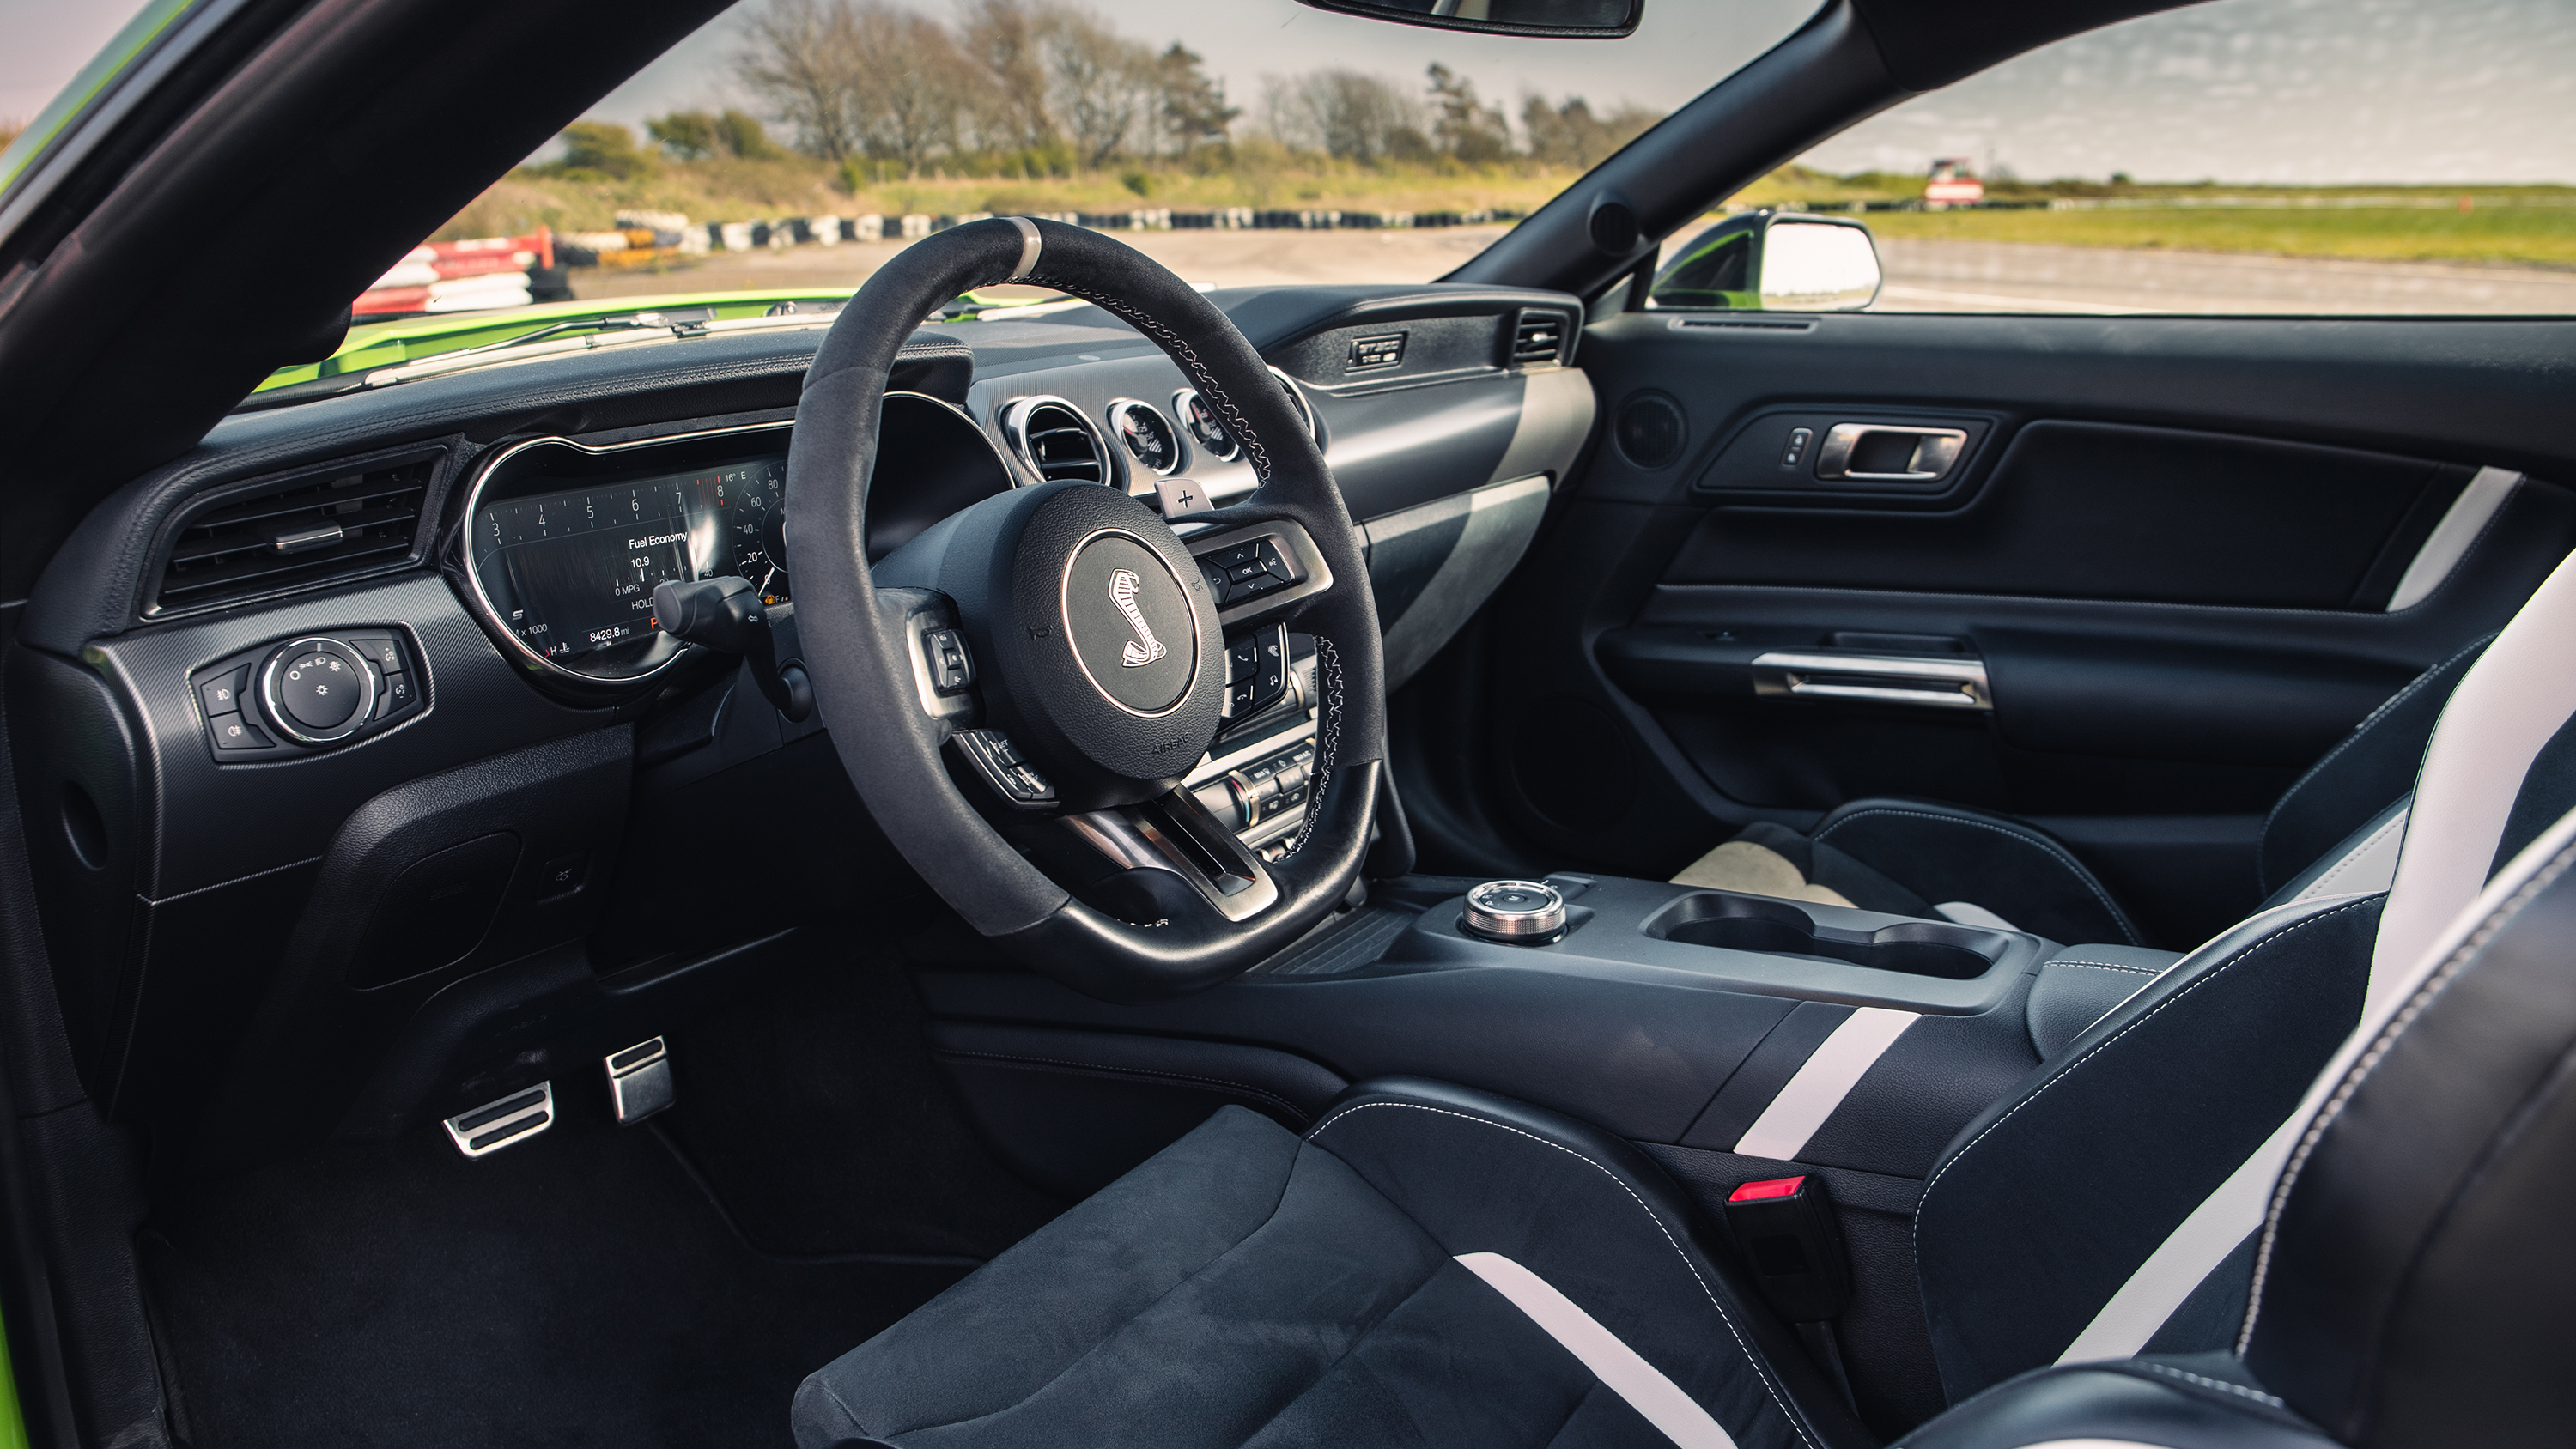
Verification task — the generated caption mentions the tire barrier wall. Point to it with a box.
[355,204,1529,318]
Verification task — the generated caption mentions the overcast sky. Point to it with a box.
[8,0,2573,184]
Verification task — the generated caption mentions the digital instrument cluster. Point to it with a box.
[455,397,1017,694]
[470,456,787,670]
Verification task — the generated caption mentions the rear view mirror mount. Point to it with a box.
[1288,0,1641,39]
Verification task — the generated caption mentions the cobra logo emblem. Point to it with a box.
[1108,568,1167,668]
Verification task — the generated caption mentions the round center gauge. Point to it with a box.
[1107,400,1181,476]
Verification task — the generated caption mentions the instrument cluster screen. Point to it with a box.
[471,456,787,665]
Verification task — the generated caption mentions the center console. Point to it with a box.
[916,872,2166,1434]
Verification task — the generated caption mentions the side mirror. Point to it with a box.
[1648,211,1881,312]
[1289,0,1639,39]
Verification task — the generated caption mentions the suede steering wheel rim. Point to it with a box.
[784,218,1386,1001]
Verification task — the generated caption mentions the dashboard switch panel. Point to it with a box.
[192,626,425,762]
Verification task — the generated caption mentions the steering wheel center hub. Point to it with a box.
[1060,530,1200,716]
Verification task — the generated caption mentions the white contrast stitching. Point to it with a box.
[1020,272,1274,482]
[2136,1361,2286,1408]
[2044,961,2165,977]
[2236,840,2576,1353]
[1918,898,2379,1222]
[1814,808,2142,944]
[1307,1100,1816,1449]
[1279,634,1343,862]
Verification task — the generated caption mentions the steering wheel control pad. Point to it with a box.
[874,479,1225,811]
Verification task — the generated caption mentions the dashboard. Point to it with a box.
[4,281,1594,1171]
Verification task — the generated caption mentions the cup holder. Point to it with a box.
[1644,893,2003,980]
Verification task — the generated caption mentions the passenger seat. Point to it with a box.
[1672,637,2492,944]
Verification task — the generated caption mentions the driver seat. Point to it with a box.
[793,796,2576,1447]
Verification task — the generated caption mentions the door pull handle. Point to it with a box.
[1750,652,1991,711]
[1814,424,1968,482]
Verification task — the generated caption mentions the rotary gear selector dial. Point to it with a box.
[1460,880,1569,945]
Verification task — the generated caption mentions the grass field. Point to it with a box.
[1856,202,2576,269]
[440,158,2576,271]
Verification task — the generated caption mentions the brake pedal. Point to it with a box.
[444,1082,554,1157]
[605,1037,674,1125]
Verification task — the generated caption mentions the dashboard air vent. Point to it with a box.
[152,453,439,615]
[1002,397,1109,485]
[1510,309,1567,366]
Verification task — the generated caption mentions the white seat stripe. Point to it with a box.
[2056,1115,2296,1363]
[1734,1007,1918,1161]
[2373,544,2576,1014]
[2287,805,2409,906]
[1454,1252,1737,1449]
[2385,466,2520,613]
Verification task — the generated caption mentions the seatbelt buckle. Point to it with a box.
[1722,1174,1851,1323]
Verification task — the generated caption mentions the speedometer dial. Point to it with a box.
[723,458,791,604]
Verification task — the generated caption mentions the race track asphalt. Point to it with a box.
[562,224,2576,318]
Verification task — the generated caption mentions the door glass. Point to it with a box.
[1680,0,2576,315]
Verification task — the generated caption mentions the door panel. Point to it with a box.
[1669,421,2472,609]
[1463,312,2576,948]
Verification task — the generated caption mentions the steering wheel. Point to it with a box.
[785,218,1386,1001]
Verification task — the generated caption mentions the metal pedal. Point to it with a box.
[605,1037,674,1125]
[444,1082,554,1157]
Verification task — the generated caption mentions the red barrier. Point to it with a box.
[355,227,554,317]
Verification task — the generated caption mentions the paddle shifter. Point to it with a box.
[652,575,814,722]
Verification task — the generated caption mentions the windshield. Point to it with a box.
[420,0,1807,298]
[0,0,164,189]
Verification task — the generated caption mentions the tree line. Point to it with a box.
[678,0,1663,179]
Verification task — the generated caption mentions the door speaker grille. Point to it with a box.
[1614,392,1686,469]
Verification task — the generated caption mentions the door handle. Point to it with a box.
[1751,652,1991,711]
[1814,424,1969,482]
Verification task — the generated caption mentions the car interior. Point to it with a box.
[0,0,2572,1445]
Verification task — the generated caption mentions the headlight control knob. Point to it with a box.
[261,637,376,743]
[1460,879,1568,946]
